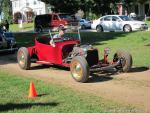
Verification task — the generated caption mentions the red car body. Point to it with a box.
[28,37,80,67]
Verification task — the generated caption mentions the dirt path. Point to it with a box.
[0,54,150,112]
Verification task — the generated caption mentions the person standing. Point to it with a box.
[49,27,66,47]
[5,20,9,31]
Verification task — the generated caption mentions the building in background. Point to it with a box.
[10,0,51,23]
[117,1,150,20]
[134,1,150,17]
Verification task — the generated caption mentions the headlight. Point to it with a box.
[104,48,110,55]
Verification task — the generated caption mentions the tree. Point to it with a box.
[0,0,4,21]
[41,0,80,14]
[121,0,148,14]
[41,0,118,17]
[1,0,12,22]
[137,0,148,4]
[41,0,149,18]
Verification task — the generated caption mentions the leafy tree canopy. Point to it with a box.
[40,0,150,17]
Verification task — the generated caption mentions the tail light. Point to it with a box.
[65,22,69,25]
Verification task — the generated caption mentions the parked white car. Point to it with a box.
[91,15,148,32]
[79,19,91,29]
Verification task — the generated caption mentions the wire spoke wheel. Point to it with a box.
[17,47,31,70]
[113,49,132,72]
[18,51,25,65]
[70,56,89,82]
[71,61,83,80]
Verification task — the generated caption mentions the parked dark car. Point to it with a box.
[79,19,91,29]
[0,29,17,53]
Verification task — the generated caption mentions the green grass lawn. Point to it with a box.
[14,30,150,68]
[81,31,150,68]
[0,70,136,113]
[145,21,150,27]
[9,23,34,32]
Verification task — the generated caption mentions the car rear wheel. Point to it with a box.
[96,25,103,32]
[113,49,132,72]
[123,25,132,32]
[17,47,31,70]
[70,56,89,83]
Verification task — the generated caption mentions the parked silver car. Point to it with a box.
[79,19,91,29]
[91,15,148,32]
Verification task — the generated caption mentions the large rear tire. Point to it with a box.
[113,49,132,72]
[17,47,31,70]
[70,56,89,83]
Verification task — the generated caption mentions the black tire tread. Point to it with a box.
[17,47,31,70]
[123,24,132,32]
[115,49,132,72]
[96,25,103,32]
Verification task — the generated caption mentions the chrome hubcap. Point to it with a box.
[71,61,83,80]
[19,52,25,65]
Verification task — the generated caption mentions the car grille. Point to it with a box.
[86,49,99,67]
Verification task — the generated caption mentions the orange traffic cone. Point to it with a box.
[28,81,37,98]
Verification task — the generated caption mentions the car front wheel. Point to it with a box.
[96,25,103,32]
[70,56,89,83]
[113,49,132,72]
[17,47,31,70]
[123,25,132,32]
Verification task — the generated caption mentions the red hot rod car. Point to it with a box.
[17,29,132,82]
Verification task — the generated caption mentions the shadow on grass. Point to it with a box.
[38,93,49,97]
[129,67,149,73]
[14,31,132,47]
[145,44,150,46]
[0,102,59,112]
[81,32,131,45]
